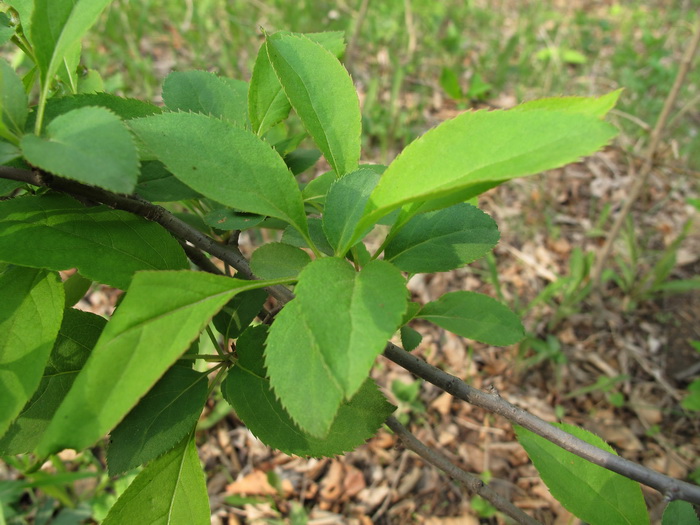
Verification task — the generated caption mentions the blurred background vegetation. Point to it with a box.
[74,0,700,161]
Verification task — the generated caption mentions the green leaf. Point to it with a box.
[203,208,264,231]
[354,105,618,240]
[0,59,28,138]
[56,40,81,94]
[282,218,334,256]
[400,325,422,352]
[135,161,202,202]
[30,0,112,123]
[102,436,209,525]
[37,271,292,455]
[0,309,104,454]
[162,71,247,127]
[302,170,336,205]
[0,193,188,289]
[34,93,162,127]
[662,501,699,525]
[513,89,623,119]
[7,1,33,35]
[417,291,523,346]
[0,141,21,165]
[384,203,499,273]
[129,112,308,236]
[266,32,361,177]
[107,366,209,476]
[439,67,463,100]
[0,13,14,46]
[77,68,104,94]
[21,107,140,193]
[266,258,407,437]
[0,267,64,439]
[63,271,92,307]
[515,423,649,525]
[682,379,700,411]
[306,31,347,58]
[248,43,292,136]
[212,288,268,341]
[250,242,311,279]
[222,326,394,456]
[323,168,381,255]
[249,31,346,137]
[285,148,321,175]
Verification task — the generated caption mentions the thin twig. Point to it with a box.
[178,240,224,275]
[386,417,541,525]
[383,343,700,505]
[592,19,700,287]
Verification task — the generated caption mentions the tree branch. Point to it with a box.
[383,342,700,505]
[386,416,541,525]
[3,165,699,506]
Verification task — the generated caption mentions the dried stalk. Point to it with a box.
[592,19,700,287]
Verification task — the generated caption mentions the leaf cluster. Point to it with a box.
[0,2,670,523]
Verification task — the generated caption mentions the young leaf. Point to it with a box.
[212,288,268,341]
[107,366,209,476]
[323,168,380,255]
[30,0,113,131]
[37,271,292,455]
[250,242,311,279]
[353,105,618,241]
[248,43,292,137]
[102,436,209,525]
[0,267,64,439]
[0,193,188,290]
[223,326,394,457]
[162,71,248,127]
[21,107,140,193]
[128,112,308,237]
[30,0,111,84]
[266,258,407,437]
[249,31,346,136]
[6,1,33,35]
[384,203,499,273]
[0,59,28,138]
[266,32,361,177]
[0,309,105,454]
[515,423,649,525]
[417,291,524,346]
